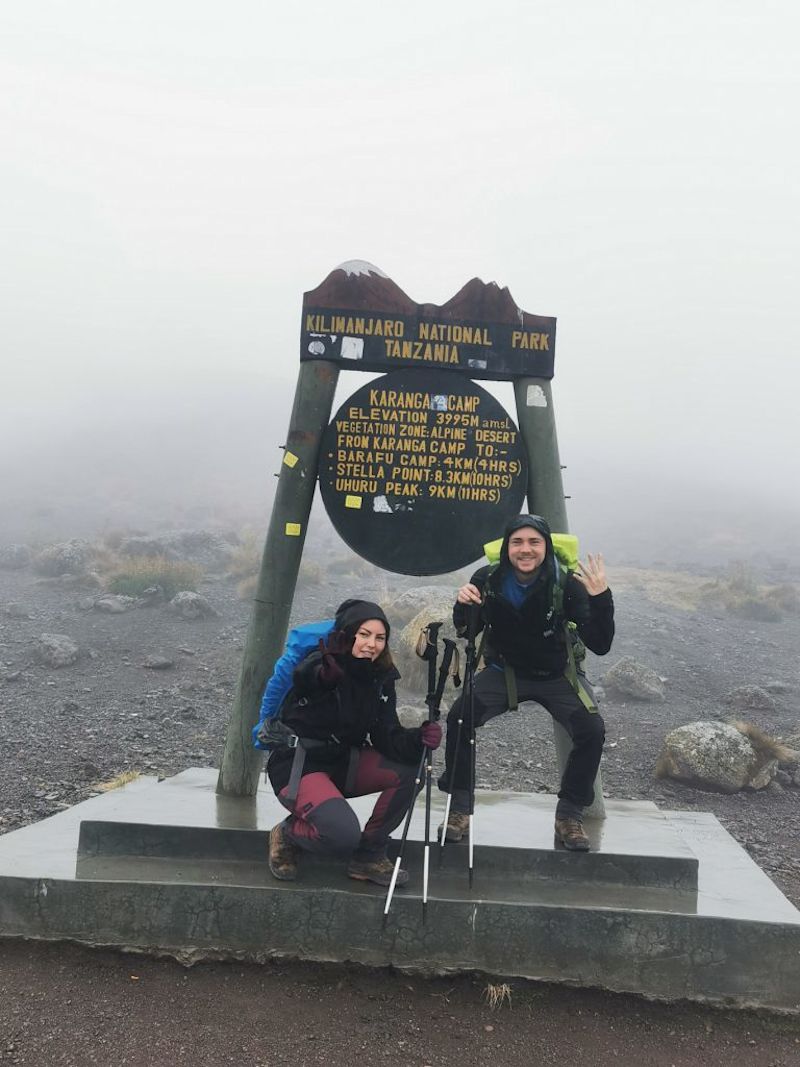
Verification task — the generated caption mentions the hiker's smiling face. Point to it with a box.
[351,620,387,661]
[507,527,548,581]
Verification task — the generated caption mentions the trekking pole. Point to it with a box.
[464,606,480,889]
[441,606,480,879]
[422,637,457,921]
[420,623,441,922]
[383,622,442,924]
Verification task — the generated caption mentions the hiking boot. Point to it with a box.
[438,810,470,843]
[347,855,409,888]
[554,816,590,852]
[268,820,299,881]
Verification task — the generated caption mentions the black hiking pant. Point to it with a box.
[437,667,604,814]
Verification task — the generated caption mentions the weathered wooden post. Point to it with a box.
[216,358,339,796]
[513,377,568,532]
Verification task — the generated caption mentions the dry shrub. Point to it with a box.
[95,770,141,792]
[768,583,800,614]
[236,560,323,601]
[87,543,124,575]
[327,554,377,578]
[106,556,203,599]
[727,596,783,622]
[699,562,795,622]
[226,528,264,580]
[483,982,512,1010]
[298,560,323,587]
[605,567,702,612]
[237,573,257,601]
[101,529,129,552]
[734,721,798,765]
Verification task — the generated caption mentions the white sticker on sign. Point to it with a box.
[341,337,364,360]
[527,385,547,407]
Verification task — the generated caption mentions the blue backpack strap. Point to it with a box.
[252,619,335,750]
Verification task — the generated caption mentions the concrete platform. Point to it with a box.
[1,769,798,1011]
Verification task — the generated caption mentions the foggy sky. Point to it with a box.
[2,2,799,559]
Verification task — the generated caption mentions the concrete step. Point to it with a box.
[76,817,698,896]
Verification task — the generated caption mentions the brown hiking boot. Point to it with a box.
[347,855,409,888]
[268,820,299,881]
[438,810,470,843]
[554,816,590,852]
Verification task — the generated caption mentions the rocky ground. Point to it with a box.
[1,545,798,903]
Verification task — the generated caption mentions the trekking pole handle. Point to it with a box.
[465,602,482,642]
[426,620,442,654]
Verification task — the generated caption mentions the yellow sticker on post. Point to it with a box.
[345,496,362,509]
[285,523,302,536]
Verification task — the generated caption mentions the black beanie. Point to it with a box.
[500,514,553,568]
[334,599,391,642]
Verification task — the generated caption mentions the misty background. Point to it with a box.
[2,2,798,570]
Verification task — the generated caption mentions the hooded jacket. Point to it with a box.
[267,600,424,793]
[453,515,615,679]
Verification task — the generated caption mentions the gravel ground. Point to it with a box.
[1,940,799,1067]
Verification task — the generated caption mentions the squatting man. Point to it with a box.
[438,514,615,851]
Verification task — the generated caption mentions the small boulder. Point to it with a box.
[726,685,777,711]
[0,544,32,570]
[118,535,178,560]
[388,586,456,627]
[4,602,30,619]
[603,657,666,702]
[656,721,775,793]
[142,655,175,670]
[33,540,90,577]
[397,704,426,729]
[136,585,165,607]
[168,591,217,620]
[94,595,136,614]
[35,633,80,668]
[764,680,790,694]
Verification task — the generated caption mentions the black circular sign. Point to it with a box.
[318,369,528,575]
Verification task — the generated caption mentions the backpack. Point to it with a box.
[252,619,334,751]
[479,532,596,713]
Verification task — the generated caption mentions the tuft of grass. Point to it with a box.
[106,556,203,599]
[699,562,797,622]
[298,560,323,587]
[734,721,797,764]
[95,770,141,792]
[226,528,264,580]
[236,573,258,601]
[482,982,512,1010]
[769,583,800,614]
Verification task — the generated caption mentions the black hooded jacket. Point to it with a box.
[267,600,425,792]
[453,516,615,679]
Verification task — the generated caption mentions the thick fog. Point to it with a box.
[2,2,799,568]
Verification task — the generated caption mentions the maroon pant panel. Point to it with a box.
[277,747,419,859]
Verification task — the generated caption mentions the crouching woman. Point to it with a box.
[267,599,441,887]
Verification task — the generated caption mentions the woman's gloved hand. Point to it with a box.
[420,721,443,750]
[317,630,350,688]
